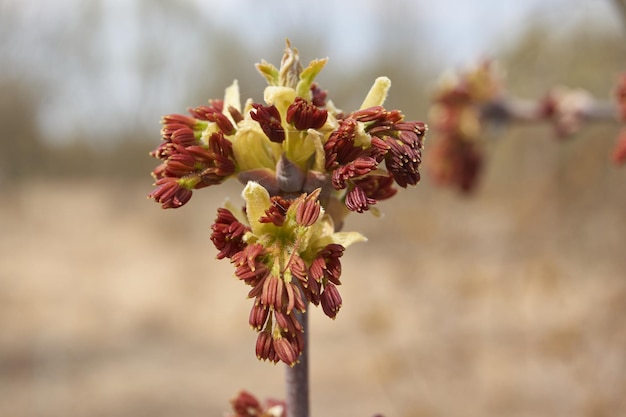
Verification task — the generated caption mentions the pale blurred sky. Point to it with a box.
[187,0,622,65]
[2,0,623,142]
[46,0,623,65]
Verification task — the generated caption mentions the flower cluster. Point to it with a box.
[211,182,365,366]
[427,61,626,192]
[149,42,427,366]
[426,60,499,193]
[228,390,385,417]
[539,73,626,165]
[229,391,286,417]
[539,86,596,138]
[612,73,626,166]
[149,42,426,216]
[149,103,237,208]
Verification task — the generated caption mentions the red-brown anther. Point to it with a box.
[396,120,427,137]
[210,208,251,259]
[303,273,321,305]
[209,155,236,178]
[228,105,244,124]
[273,336,298,367]
[186,145,214,164]
[161,123,192,141]
[211,112,236,135]
[164,148,197,177]
[320,282,342,319]
[367,109,405,135]
[232,244,269,284]
[367,124,393,138]
[162,113,198,129]
[170,126,198,147]
[208,131,234,157]
[294,282,307,312]
[154,131,235,191]
[262,274,284,310]
[351,106,386,123]
[237,265,270,290]
[345,185,377,213]
[149,177,193,209]
[310,82,327,107]
[331,157,378,190]
[247,276,267,299]
[308,256,324,284]
[386,109,404,124]
[274,311,303,334]
[285,256,310,310]
[309,243,345,289]
[150,142,173,160]
[384,138,422,188]
[274,311,290,333]
[197,166,227,187]
[369,136,391,161]
[249,302,270,330]
[358,110,425,189]
[286,97,328,130]
[186,107,233,134]
[259,196,291,226]
[283,281,300,314]
[322,244,344,284]
[290,309,304,333]
[288,254,308,284]
[250,104,285,143]
[292,327,305,355]
[259,207,286,226]
[187,105,212,121]
[256,328,274,361]
[244,243,266,270]
[353,174,397,201]
[202,132,236,181]
[209,99,224,112]
[324,118,360,169]
[151,158,169,177]
[269,349,279,364]
[188,100,224,120]
[295,189,321,226]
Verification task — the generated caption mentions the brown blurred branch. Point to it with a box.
[428,87,622,193]
[481,96,619,138]
[481,98,618,125]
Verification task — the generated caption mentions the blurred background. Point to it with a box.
[1,0,625,416]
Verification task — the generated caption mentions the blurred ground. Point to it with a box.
[1,132,625,417]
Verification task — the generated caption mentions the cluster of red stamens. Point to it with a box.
[427,87,485,193]
[325,107,426,212]
[149,101,236,208]
[210,190,348,366]
[149,44,427,367]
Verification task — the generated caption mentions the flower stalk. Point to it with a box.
[285,309,309,417]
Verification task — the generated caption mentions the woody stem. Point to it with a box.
[285,308,309,417]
